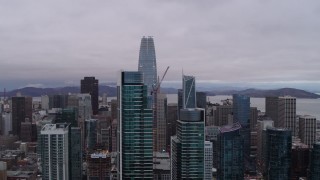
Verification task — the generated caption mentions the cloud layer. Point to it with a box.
[1,0,320,89]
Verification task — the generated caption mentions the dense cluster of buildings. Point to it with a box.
[0,36,319,180]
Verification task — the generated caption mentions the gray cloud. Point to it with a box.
[0,0,320,90]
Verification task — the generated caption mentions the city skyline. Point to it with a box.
[1,0,320,90]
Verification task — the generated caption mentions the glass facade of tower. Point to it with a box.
[171,108,205,180]
[183,75,196,108]
[266,127,292,180]
[217,122,244,180]
[233,94,252,172]
[85,119,97,150]
[70,127,82,180]
[310,142,320,180]
[138,36,157,95]
[118,71,153,179]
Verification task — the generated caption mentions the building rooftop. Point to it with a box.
[219,122,241,133]
[41,123,69,133]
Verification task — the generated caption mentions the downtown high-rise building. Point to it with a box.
[11,96,32,138]
[40,123,70,180]
[155,93,167,152]
[299,115,317,147]
[117,71,153,179]
[81,77,99,115]
[171,108,205,180]
[232,94,252,172]
[217,122,244,180]
[266,127,292,179]
[266,96,296,135]
[171,74,205,179]
[182,75,196,108]
[138,36,157,95]
[310,142,320,180]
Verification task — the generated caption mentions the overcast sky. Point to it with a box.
[1,0,320,90]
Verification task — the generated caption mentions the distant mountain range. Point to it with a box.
[1,86,319,99]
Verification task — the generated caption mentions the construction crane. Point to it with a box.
[151,66,170,95]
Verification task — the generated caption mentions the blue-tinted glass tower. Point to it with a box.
[117,71,153,179]
[183,75,196,108]
[171,108,205,180]
[217,122,244,180]
[138,36,157,96]
[266,127,292,180]
[85,119,97,150]
[233,94,252,172]
[310,142,320,180]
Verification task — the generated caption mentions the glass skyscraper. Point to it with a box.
[309,142,320,180]
[117,71,153,179]
[183,75,196,108]
[171,108,205,180]
[217,122,244,180]
[138,36,157,95]
[233,94,252,172]
[266,127,292,180]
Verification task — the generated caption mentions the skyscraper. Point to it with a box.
[85,119,97,150]
[266,96,297,135]
[204,141,213,180]
[232,94,252,172]
[117,71,153,179]
[279,96,296,134]
[81,77,99,115]
[310,142,320,180]
[183,75,196,108]
[155,93,167,152]
[299,115,317,147]
[138,36,157,95]
[217,122,244,180]
[11,96,32,138]
[171,108,205,180]
[70,127,82,180]
[266,127,292,179]
[40,123,70,180]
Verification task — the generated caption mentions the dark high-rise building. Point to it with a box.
[196,92,207,109]
[138,36,157,95]
[155,93,167,152]
[171,108,205,180]
[87,151,111,179]
[55,108,78,127]
[214,105,233,126]
[166,103,178,151]
[85,119,97,150]
[265,97,281,127]
[266,127,292,180]
[49,95,68,109]
[20,122,33,142]
[233,94,252,172]
[117,71,153,179]
[70,127,82,180]
[250,107,258,130]
[290,141,309,179]
[217,122,244,180]
[266,96,296,135]
[177,89,183,120]
[81,77,99,115]
[310,142,320,180]
[11,96,32,138]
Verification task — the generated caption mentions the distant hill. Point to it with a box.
[209,88,320,98]
[1,87,319,99]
